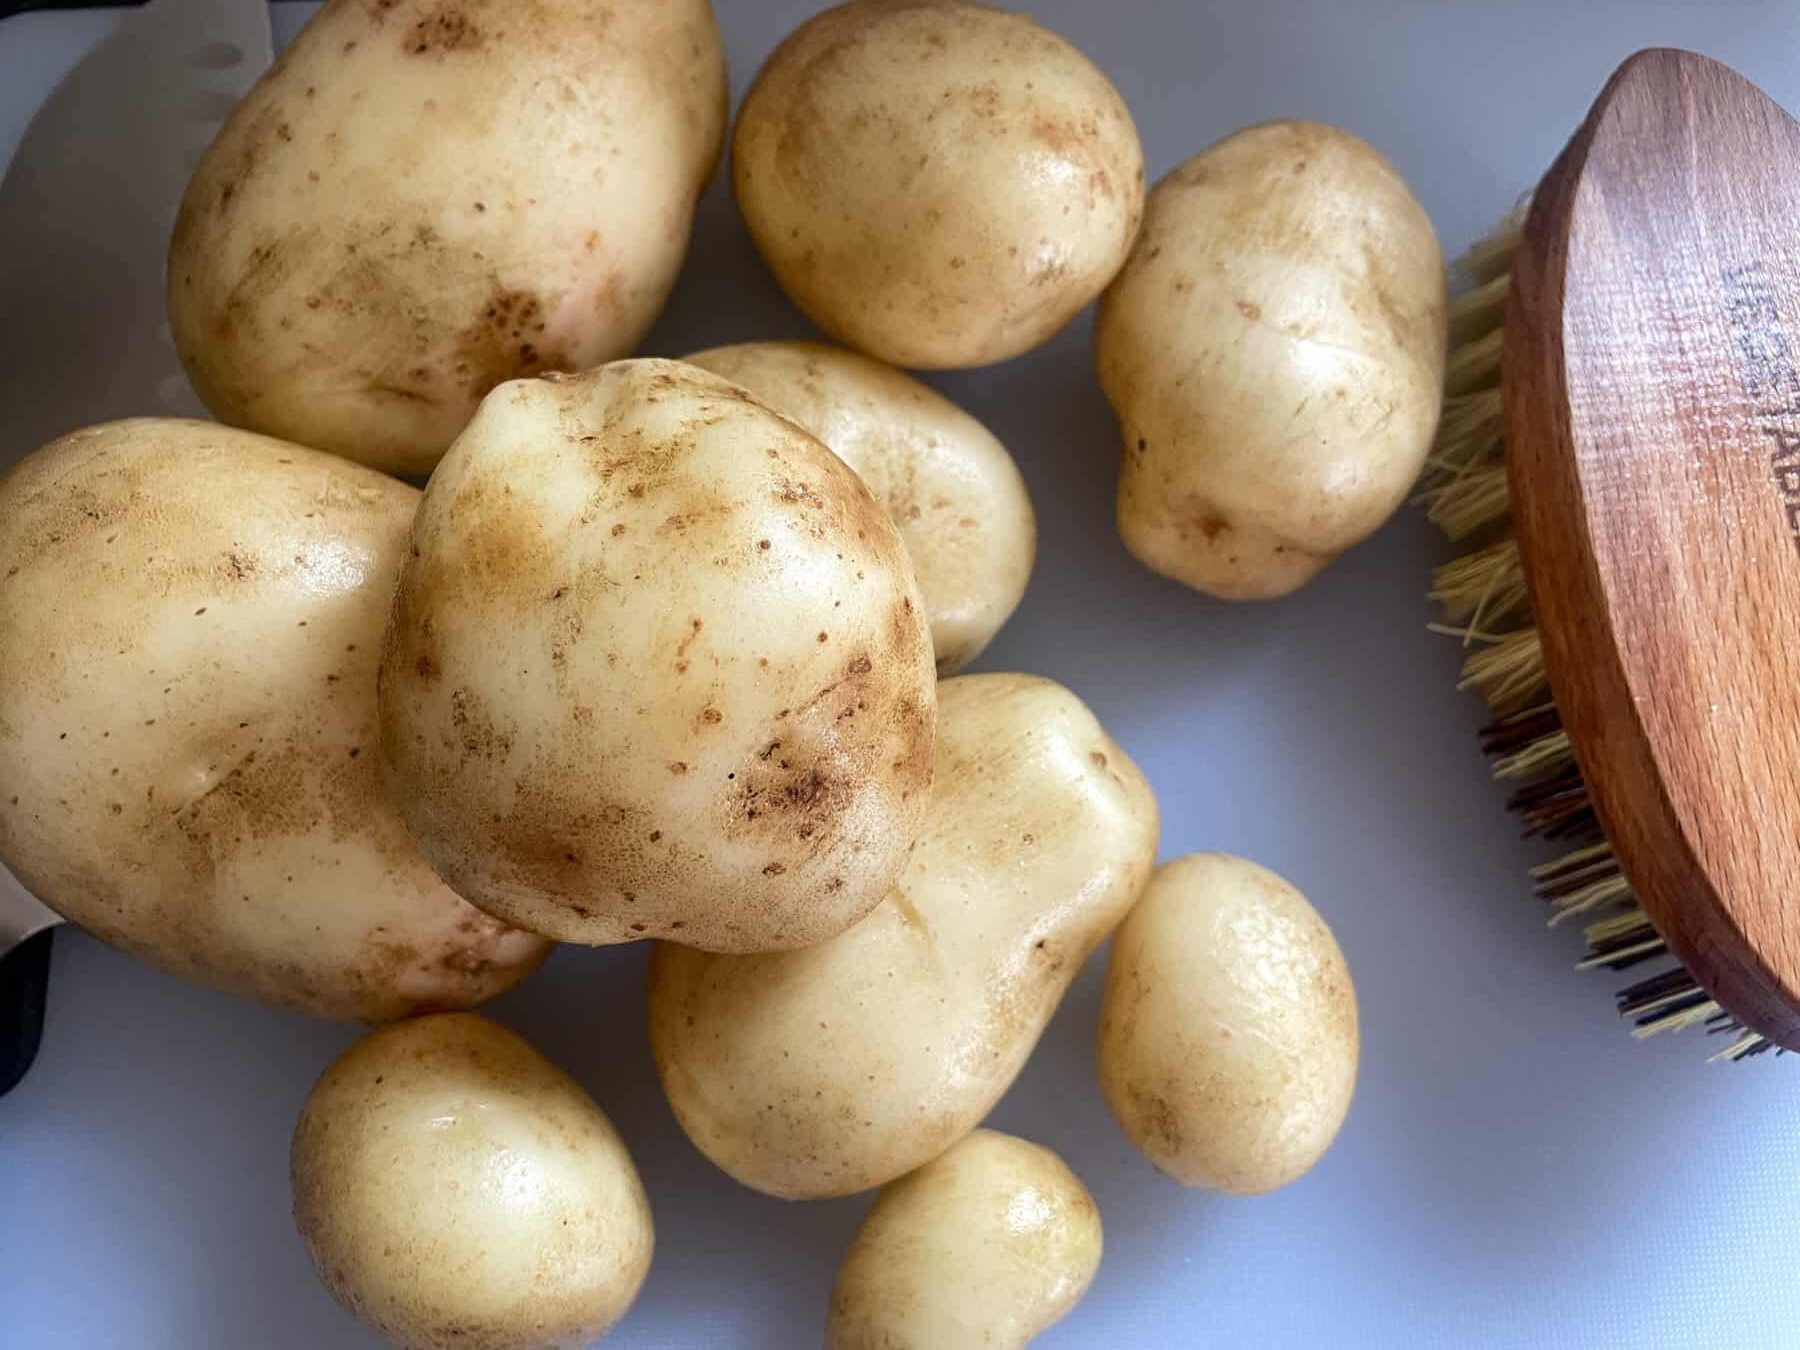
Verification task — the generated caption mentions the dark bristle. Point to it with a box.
[1504,769,1597,839]
[1583,923,1667,972]
[1533,853,1616,901]
[1616,966,1710,1019]
[1478,703,1563,757]
[1709,1013,1781,1057]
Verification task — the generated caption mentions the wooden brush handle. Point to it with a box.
[1508,49,1800,1048]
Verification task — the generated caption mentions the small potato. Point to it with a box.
[826,1129,1101,1350]
[0,420,548,1020]
[291,1013,652,1349]
[649,673,1157,1199]
[733,0,1144,369]
[169,0,727,475]
[1098,852,1359,1194]
[684,342,1035,673]
[1096,120,1447,599]
[378,359,936,953]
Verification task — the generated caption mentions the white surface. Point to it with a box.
[4,3,1800,1348]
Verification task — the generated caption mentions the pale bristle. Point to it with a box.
[1423,463,1511,541]
[1418,383,1509,540]
[1577,905,1663,963]
[1450,271,1511,349]
[1429,537,1528,629]
[1444,323,1505,398]
[1431,388,1505,472]
[1455,627,1546,713]
[1458,209,1525,285]
[1491,727,1572,781]
[1422,210,1774,1059]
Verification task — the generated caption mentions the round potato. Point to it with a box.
[683,342,1035,672]
[1098,852,1359,1194]
[168,0,727,475]
[732,0,1144,369]
[0,420,549,1020]
[292,1013,652,1349]
[649,673,1157,1199]
[826,1129,1101,1350]
[379,359,936,953]
[1096,120,1447,599]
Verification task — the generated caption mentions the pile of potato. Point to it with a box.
[0,0,1447,1345]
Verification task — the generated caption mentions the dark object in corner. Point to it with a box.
[0,927,51,1097]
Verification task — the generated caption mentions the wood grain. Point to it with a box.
[1508,48,1800,1048]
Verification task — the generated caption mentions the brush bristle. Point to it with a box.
[1425,211,1772,1061]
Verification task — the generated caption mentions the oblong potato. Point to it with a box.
[0,420,549,1020]
[1097,852,1359,1194]
[292,1013,653,1349]
[732,0,1144,369]
[378,359,937,953]
[1096,120,1446,599]
[648,672,1158,1199]
[826,1129,1102,1350]
[684,342,1035,673]
[169,0,728,475]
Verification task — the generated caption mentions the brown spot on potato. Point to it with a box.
[405,6,482,55]
[451,287,560,397]
[449,687,513,759]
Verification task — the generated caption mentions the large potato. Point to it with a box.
[168,0,727,476]
[684,342,1035,673]
[826,1129,1102,1350]
[648,673,1157,1199]
[292,1013,652,1349]
[0,420,549,1020]
[1096,120,1446,599]
[379,359,936,953]
[1097,852,1359,1194]
[732,0,1144,369]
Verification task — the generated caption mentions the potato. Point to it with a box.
[1098,852,1358,1194]
[648,672,1157,1199]
[291,1013,652,1349]
[826,1129,1101,1350]
[1096,120,1447,600]
[732,0,1144,369]
[684,342,1035,673]
[0,420,549,1020]
[378,359,936,953]
[168,0,727,476]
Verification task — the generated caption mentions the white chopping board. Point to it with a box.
[6,3,1800,1348]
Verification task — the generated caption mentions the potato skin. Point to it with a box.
[378,359,936,953]
[684,342,1035,673]
[0,420,548,1020]
[826,1129,1101,1350]
[1096,120,1447,599]
[291,1013,652,1350]
[648,673,1157,1199]
[168,0,727,476]
[1097,852,1359,1194]
[732,0,1144,369]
